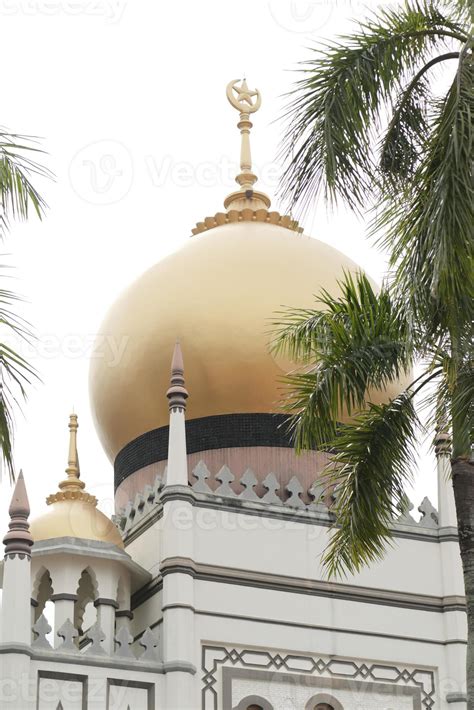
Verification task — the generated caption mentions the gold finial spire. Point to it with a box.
[224,79,270,211]
[46,413,97,506]
[65,413,81,479]
[190,80,304,237]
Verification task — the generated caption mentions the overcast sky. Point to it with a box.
[0,0,441,527]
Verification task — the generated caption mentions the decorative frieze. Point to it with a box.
[114,461,440,538]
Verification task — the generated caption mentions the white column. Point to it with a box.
[162,341,196,708]
[167,408,188,487]
[161,504,196,710]
[94,563,122,655]
[435,432,467,707]
[94,598,118,654]
[51,593,78,648]
[436,431,458,529]
[2,554,32,645]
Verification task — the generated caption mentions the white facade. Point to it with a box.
[0,404,468,710]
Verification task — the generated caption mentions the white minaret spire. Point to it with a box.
[165,340,189,487]
[2,470,34,644]
[162,340,195,708]
[1,471,34,709]
[166,339,188,412]
[3,470,33,559]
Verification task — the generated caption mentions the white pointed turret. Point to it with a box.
[2,471,33,645]
[165,340,189,487]
[162,342,195,707]
[435,429,457,529]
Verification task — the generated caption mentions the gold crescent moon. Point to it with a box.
[226,79,261,114]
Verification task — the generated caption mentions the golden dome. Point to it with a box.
[30,415,124,548]
[90,79,408,464]
[90,222,405,463]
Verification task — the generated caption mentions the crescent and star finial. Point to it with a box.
[225,78,264,199]
[226,79,262,114]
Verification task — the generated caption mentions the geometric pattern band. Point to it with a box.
[201,645,436,710]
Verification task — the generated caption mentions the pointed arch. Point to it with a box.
[32,567,54,621]
[74,567,98,637]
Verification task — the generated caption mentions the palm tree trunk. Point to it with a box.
[452,457,474,709]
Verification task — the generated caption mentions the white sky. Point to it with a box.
[0,0,440,527]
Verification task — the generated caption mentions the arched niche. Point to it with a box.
[74,567,98,641]
[306,694,344,710]
[32,567,54,622]
[234,696,274,710]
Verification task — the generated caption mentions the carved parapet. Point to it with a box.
[418,497,439,528]
[114,626,160,663]
[395,495,439,531]
[32,614,53,650]
[118,461,440,537]
[114,472,165,535]
[32,616,161,664]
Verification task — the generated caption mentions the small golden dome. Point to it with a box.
[30,415,124,548]
[30,499,124,548]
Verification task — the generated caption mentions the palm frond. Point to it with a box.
[322,392,420,577]
[377,47,474,336]
[0,132,52,238]
[278,1,468,213]
[272,272,414,450]
[0,270,38,481]
[380,71,431,182]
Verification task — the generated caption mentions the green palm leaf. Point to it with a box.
[0,132,50,480]
[278,1,468,213]
[272,272,414,450]
[0,132,52,238]
[322,392,421,577]
[0,275,39,482]
[377,48,474,336]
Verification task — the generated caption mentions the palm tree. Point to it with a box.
[0,131,51,482]
[274,0,473,701]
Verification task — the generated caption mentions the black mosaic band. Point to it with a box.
[114,413,294,491]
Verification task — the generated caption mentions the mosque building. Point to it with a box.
[0,80,467,710]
